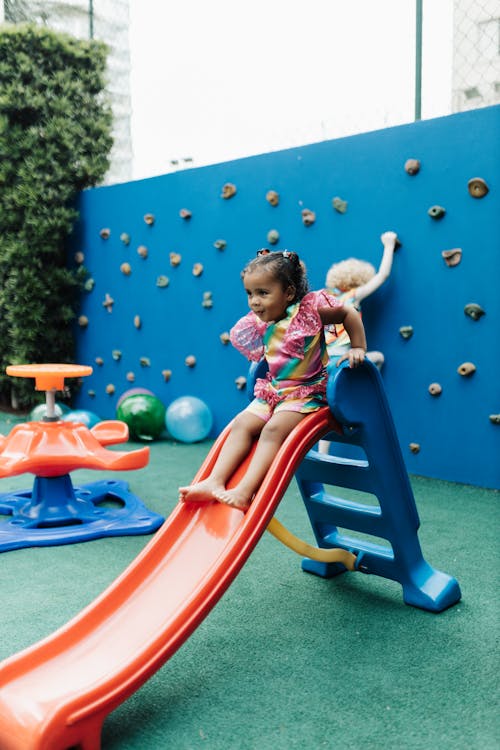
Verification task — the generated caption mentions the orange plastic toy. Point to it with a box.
[0,364,163,551]
[6,363,93,392]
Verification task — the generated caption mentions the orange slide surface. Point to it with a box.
[0,408,340,750]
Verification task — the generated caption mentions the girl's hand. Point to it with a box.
[336,347,366,368]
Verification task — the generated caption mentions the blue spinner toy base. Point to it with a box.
[295,360,461,613]
[0,475,164,552]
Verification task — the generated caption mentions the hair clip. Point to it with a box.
[282,250,298,262]
[257,248,271,256]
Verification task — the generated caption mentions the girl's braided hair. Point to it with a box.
[242,249,309,302]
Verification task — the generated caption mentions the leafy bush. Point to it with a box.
[0,24,112,409]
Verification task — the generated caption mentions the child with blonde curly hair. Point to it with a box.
[324,231,399,369]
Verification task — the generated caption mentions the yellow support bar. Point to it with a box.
[267,517,357,571]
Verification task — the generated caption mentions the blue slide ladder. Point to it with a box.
[294,360,461,612]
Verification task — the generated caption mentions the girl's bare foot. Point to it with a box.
[179,478,225,503]
[213,487,253,511]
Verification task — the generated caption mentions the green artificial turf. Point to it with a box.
[0,414,498,750]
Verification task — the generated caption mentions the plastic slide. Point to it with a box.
[0,406,341,750]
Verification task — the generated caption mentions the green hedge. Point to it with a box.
[0,24,113,409]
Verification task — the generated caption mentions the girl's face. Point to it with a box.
[243,268,295,323]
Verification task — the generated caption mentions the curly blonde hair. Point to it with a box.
[326,257,375,292]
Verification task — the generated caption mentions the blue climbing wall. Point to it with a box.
[71,105,500,489]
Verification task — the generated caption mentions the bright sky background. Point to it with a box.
[129,0,454,181]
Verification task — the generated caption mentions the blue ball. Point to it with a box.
[165,396,213,444]
[62,409,102,429]
[29,402,68,421]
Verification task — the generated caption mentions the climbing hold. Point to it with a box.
[404,158,420,175]
[162,369,172,382]
[140,357,151,367]
[468,177,489,199]
[74,251,85,264]
[170,252,182,267]
[332,196,348,214]
[179,208,192,219]
[266,190,279,206]
[99,228,110,239]
[220,332,230,345]
[137,245,148,258]
[84,278,95,292]
[185,355,196,367]
[88,390,96,398]
[428,383,442,396]
[156,275,169,287]
[301,208,316,226]
[457,361,476,377]
[464,303,485,321]
[221,183,237,199]
[106,384,115,395]
[428,205,446,219]
[134,315,141,329]
[102,293,114,312]
[120,232,130,246]
[120,262,132,275]
[144,213,155,225]
[214,239,227,250]
[78,315,88,328]
[267,229,280,245]
[489,414,500,425]
[192,263,204,277]
[409,443,420,454]
[126,371,135,382]
[202,291,213,309]
[95,357,104,366]
[112,350,122,361]
[235,376,247,390]
[399,326,414,340]
[442,248,462,267]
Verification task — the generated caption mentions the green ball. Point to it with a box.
[116,394,166,441]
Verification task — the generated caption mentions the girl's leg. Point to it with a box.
[179,410,265,502]
[215,410,307,510]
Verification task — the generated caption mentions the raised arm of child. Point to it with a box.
[352,230,398,303]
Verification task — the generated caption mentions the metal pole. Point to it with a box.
[415,0,423,120]
[89,0,94,39]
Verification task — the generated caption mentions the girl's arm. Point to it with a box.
[319,303,367,368]
[353,231,398,303]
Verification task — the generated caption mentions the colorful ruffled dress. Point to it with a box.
[230,290,343,421]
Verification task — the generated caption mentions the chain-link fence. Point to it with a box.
[1,1,499,181]
[452,0,500,112]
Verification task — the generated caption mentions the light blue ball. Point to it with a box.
[62,409,102,429]
[165,396,213,444]
[29,402,68,421]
